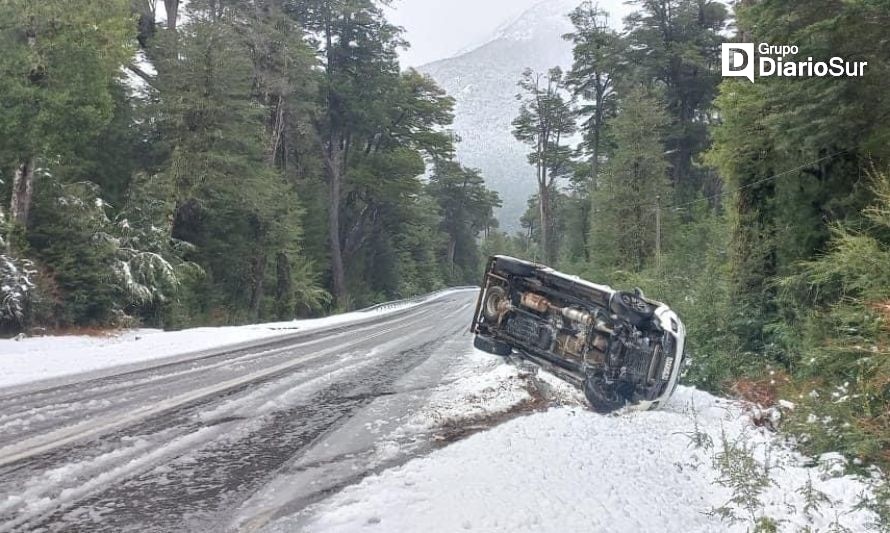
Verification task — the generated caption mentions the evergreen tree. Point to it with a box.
[154,2,322,324]
[332,68,455,306]
[25,177,194,327]
[428,161,501,284]
[565,2,624,188]
[292,0,405,308]
[563,2,625,265]
[624,0,727,200]
[512,67,577,264]
[0,0,134,244]
[242,0,325,319]
[708,0,889,358]
[291,1,459,308]
[238,0,318,171]
[707,81,781,355]
[590,87,671,274]
[737,0,890,162]
[0,204,35,331]
[734,0,888,260]
[779,170,890,465]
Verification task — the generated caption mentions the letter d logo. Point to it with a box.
[722,43,755,83]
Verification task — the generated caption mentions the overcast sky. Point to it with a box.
[157,0,634,69]
[386,0,634,68]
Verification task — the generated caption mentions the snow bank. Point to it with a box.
[0,289,474,389]
[292,387,879,533]
[401,349,533,432]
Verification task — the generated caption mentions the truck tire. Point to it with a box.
[482,285,508,323]
[609,291,655,328]
[473,334,513,356]
[583,375,627,414]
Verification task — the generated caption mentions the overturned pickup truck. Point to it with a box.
[471,256,686,413]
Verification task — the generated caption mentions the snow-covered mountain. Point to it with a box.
[420,0,579,232]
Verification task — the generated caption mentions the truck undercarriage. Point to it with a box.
[471,256,686,413]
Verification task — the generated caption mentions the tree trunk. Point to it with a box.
[579,199,591,262]
[249,253,266,320]
[324,148,347,309]
[267,95,286,166]
[275,252,292,319]
[591,116,601,189]
[9,158,35,243]
[133,0,157,48]
[164,0,180,31]
[447,236,457,279]
[320,9,347,310]
[539,182,551,264]
[586,111,603,264]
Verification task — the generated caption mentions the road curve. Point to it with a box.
[0,289,480,532]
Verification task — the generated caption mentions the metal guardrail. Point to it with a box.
[358,286,479,313]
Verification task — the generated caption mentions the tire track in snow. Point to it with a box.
[0,292,478,532]
[0,304,445,440]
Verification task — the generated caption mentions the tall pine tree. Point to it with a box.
[512,67,577,264]
[590,87,671,274]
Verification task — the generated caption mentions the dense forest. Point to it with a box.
[2,0,889,511]
[0,0,500,331]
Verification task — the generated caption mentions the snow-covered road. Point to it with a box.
[1,289,529,532]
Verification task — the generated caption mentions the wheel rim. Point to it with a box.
[483,286,507,323]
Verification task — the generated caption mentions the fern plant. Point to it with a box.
[709,428,778,528]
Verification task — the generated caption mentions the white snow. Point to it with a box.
[288,387,880,533]
[0,289,473,389]
[394,349,533,436]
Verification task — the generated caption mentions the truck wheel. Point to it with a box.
[583,375,627,414]
[473,334,513,356]
[482,285,508,323]
[609,291,655,328]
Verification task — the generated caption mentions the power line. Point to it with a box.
[660,150,851,213]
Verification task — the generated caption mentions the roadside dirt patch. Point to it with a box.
[430,375,574,446]
[729,372,791,408]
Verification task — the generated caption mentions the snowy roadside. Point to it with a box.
[385,351,588,449]
[232,349,549,531]
[0,288,475,389]
[282,385,881,533]
[368,350,566,461]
